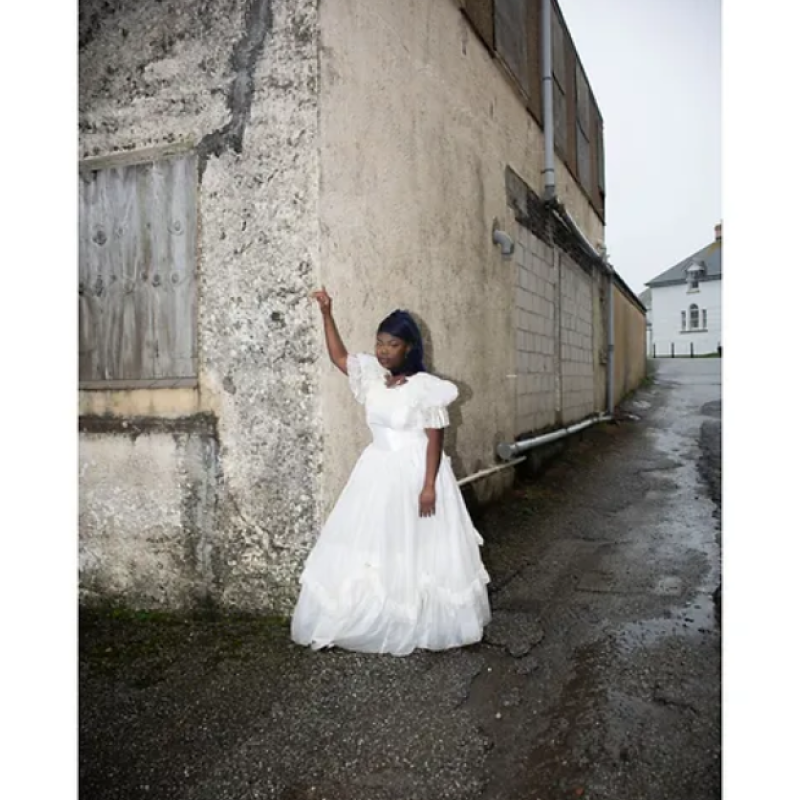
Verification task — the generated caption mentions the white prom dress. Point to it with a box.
[290,353,491,656]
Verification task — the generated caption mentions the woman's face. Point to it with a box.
[375,332,412,372]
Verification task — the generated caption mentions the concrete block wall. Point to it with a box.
[514,224,558,435]
[513,223,601,436]
[559,253,596,423]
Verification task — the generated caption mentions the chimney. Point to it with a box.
[714,222,722,241]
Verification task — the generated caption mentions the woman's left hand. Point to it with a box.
[419,486,436,518]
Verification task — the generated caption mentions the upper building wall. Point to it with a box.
[317,0,606,507]
[464,0,606,224]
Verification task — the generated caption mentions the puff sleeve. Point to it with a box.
[346,353,387,404]
[409,374,459,429]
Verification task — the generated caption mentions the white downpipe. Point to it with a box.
[541,0,556,201]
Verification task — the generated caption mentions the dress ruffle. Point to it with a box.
[347,353,388,404]
[347,354,459,429]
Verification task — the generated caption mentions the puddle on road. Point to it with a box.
[610,591,718,656]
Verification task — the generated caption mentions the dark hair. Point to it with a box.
[377,309,427,376]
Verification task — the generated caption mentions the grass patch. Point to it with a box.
[80,606,291,686]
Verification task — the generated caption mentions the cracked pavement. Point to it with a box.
[80,358,721,800]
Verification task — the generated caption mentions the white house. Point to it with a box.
[646,223,722,357]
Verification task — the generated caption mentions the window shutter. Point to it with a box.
[526,0,542,124]
[575,62,592,192]
[495,0,529,94]
[564,35,579,179]
[79,152,198,386]
[592,101,606,218]
[464,0,495,51]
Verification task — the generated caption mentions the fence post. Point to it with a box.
[690,342,694,359]
[671,342,675,358]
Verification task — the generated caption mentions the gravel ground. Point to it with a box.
[80,358,722,800]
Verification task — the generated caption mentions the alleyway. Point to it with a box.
[79,358,722,800]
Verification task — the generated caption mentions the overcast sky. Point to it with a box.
[557,0,722,294]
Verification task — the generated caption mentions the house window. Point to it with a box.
[681,311,686,331]
[702,309,707,329]
[79,150,198,387]
[687,259,704,291]
[689,304,700,330]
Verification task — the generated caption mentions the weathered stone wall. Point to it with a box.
[79,417,220,608]
[79,0,322,612]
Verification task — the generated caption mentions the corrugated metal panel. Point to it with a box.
[78,153,198,384]
[464,0,495,51]
[495,0,529,95]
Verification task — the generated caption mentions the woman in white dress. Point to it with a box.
[290,288,491,656]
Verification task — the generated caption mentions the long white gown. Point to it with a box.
[290,353,491,656]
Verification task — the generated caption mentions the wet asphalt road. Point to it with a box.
[79,358,722,800]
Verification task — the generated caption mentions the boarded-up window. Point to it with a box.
[526,0,543,123]
[550,3,566,84]
[594,104,605,197]
[563,35,578,177]
[79,151,198,387]
[495,0,529,95]
[550,3,569,159]
[576,63,592,190]
[464,0,494,50]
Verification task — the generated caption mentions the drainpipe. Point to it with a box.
[541,0,556,202]
[457,457,526,488]
[497,414,613,462]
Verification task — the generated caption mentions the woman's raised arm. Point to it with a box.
[312,287,349,375]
